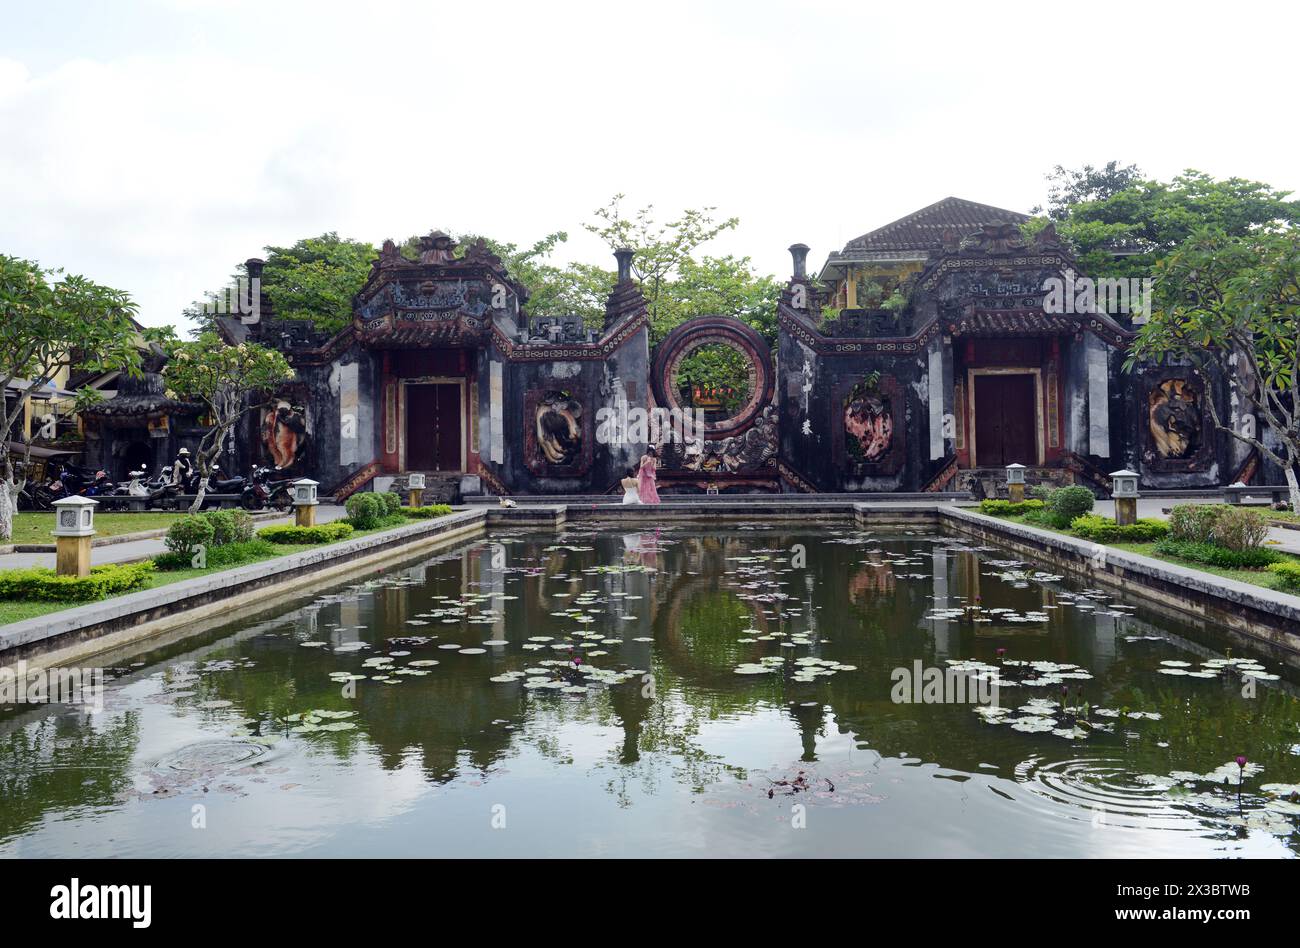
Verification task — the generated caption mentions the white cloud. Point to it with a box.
[1,0,1296,328]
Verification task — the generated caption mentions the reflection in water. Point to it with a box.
[2,525,1299,858]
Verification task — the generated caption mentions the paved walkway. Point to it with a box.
[5,496,1295,570]
[0,504,349,570]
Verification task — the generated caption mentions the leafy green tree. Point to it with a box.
[0,255,144,540]
[161,332,296,512]
[1032,161,1144,220]
[1127,228,1300,509]
[259,233,378,334]
[1025,168,1300,282]
[585,195,741,338]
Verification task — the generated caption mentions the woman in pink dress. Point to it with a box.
[637,446,661,505]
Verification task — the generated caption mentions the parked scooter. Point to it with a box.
[204,465,247,494]
[49,461,112,497]
[241,465,295,511]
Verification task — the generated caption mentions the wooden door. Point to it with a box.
[405,383,462,472]
[974,374,1036,467]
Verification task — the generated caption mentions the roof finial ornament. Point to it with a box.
[419,231,458,265]
[788,244,810,280]
[614,247,634,284]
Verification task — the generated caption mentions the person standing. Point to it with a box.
[637,446,661,505]
[170,448,192,487]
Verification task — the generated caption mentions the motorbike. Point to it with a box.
[49,462,112,497]
[241,465,295,512]
[203,465,247,494]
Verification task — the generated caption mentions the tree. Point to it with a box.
[161,332,296,512]
[584,195,743,340]
[1127,228,1300,509]
[1025,168,1300,282]
[187,233,378,335]
[1032,161,1144,220]
[0,255,143,541]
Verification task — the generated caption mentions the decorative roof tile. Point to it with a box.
[839,197,1028,255]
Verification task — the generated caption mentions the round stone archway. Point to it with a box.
[650,316,775,441]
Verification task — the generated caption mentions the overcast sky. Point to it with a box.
[2,0,1296,329]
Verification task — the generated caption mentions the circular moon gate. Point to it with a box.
[650,316,775,440]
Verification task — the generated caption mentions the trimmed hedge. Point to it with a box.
[345,493,385,529]
[1266,560,1300,591]
[164,515,214,556]
[0,562,155,602]
[153,538,281,571]
[1045,485,1095,528]
[257,522,355,545]
[378,491,403,517]
[400,504,454,519]
[1069,514,1170,543]
[1153,538,1283,570]
[979,499,1045,516]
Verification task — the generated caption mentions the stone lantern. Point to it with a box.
[1005,463,1027,503]
[408,472,426,508]
[292,478,319,527]
[51,496,97,577]
[1110,469,1140,526]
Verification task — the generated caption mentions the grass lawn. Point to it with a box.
[0,515,439,627]
[983,511,1300,594]
[5,512,187,546]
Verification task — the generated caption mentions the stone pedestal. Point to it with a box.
[295,504,317,528]
[409,488,423,508]
[1115,496,1137,526]
[55,535,93,578]
[1008,483,1025,504]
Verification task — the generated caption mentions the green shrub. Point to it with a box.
[1168,503,1223,544]
[378,491,403,516]
[345,493,384,529]
[1266,560,1300,591]
[202,510,237,546]
[1069,514,1169,543]
[164,515,214,556]
[258,522,355,545]
[399,504,454,519]
[1153,538,1283,570]
[1166,503,1269,551]
[153,538,282,571]
[228,509,255,543]
[1212,506,1270,551]
[1028,483,1053,501]
[979,499,1045,517]
[0,562,155,602]
[1045,485,1095,527]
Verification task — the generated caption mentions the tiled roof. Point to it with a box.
[840,197,1028,254]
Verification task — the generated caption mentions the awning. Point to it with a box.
[6,441,79,459]
[4,379,77,400]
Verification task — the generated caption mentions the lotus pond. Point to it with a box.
[3,524,1299,858]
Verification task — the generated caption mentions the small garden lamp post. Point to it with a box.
[408,472,425,508]
[1005,463,1027,503]
[292,478,319,528]
[51,496,97,577]
[1110,469,1140,526]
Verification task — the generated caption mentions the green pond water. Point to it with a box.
[3,524,1299,858]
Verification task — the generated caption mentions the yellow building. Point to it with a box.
[818,197,1028,311]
